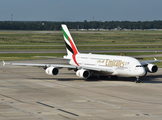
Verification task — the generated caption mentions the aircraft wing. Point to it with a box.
[3,61,76,69]
[140,58,160,66]
[34,56,70,61]
[3,61,114,74]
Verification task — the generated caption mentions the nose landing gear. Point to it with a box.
[135,76,140,83]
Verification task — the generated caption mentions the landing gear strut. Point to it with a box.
[135,76,140,83]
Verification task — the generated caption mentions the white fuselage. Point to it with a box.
[70,53,146,77]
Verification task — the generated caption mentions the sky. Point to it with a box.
[0,0,162,22]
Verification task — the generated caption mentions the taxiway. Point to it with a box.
[0,59,162,120]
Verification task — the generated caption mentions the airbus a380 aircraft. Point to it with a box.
[3,24,159,83]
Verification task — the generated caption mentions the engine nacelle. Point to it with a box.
[76,69,90,78]
[45,67,59,75]
[146,64,158,73]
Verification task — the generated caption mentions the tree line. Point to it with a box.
[0,20,162,30]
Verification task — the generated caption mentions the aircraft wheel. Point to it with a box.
[135,77,140,83]
[135,80,140,83]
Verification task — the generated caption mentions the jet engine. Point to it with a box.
[76,69,90,78]
[45,67,59,75]
[145,64,158,73]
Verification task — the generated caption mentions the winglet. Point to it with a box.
[154,58,157,61]
[2,61,5,66]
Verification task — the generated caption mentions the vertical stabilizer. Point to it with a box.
[61,24,79,66]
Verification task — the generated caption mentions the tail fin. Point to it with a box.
[61,24,79,59]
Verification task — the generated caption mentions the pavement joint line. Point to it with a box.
[45,80,162,105]
[5,70,162,105]
[0,93,25,103]
[79,96,162,120]
[0,101,45,120]
[36,101,54,108]
[36,101,79,117]
[57,109,79,116]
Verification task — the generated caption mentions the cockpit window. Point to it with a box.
[136,65,142,67]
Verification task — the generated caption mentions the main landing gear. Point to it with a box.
[135,76,140,83]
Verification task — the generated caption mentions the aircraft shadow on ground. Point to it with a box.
[102,75,162,83]
[27,75,162,83]
[141,75,162,83]
[27,77,84,81]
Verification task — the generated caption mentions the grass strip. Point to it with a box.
[0,45,161,51]
[0,31,162,45]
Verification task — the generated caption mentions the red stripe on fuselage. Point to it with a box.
[68,36,79,66]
